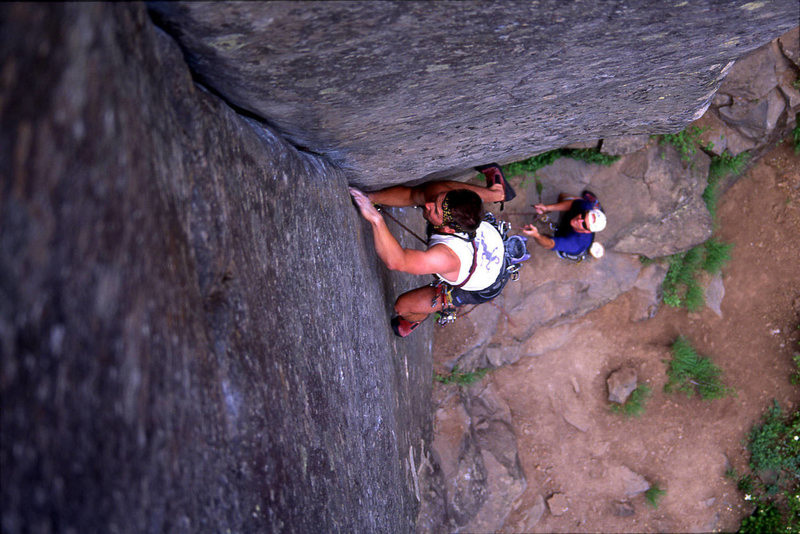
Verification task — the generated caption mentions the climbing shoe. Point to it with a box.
[475,163,516,210]
[391,316,421,337]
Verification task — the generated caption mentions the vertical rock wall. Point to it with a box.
[0,4,430,533]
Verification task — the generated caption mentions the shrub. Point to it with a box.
[434,365,489,386]
[702,237,734,275]
[610,383,651,417]
[664,337,734,400]
[502,147,619,182]
[661,239,733,310]
[739,503,785,533]
[735,401,800,533]
[660,126,708,162]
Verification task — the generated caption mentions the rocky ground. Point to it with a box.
[429,131,799,533]
[416,28,799,534]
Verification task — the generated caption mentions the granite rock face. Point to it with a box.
[0,4,429,533]
[147,1,798,187]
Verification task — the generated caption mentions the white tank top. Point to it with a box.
[428,221,504,291]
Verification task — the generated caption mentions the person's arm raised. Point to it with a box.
[521,224,555,250]
[351,188,460,276]
[534,198,575,214]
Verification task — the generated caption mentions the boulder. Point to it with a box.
[429,382,526,531]
[547,493,569,516]
[629,261,668,322]
[704,273,726,317]
[518,495,547,530]
[607,368,639,404]
[717,40,784,100]
[613,501,636,517]
[717,88,786,140]
[778,27,800,68]
[607,466,650,498]
[607,144,713,258]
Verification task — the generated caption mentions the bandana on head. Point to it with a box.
[439,194,464,233]
[441,196,453,226]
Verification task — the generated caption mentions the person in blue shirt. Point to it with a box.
[522,191,606,258]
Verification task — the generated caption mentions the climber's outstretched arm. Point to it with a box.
[365,180,503,207]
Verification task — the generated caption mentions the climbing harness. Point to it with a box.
[433,212,530,327]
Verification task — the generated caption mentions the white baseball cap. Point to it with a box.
[586,209,607,232]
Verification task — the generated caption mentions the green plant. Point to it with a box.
[735,401,800,533]
[748,401,799,473]
[661,239,733,310]
[502,147,619,183]
[434,365,489,386]
[739,502,785,533]
[610,383,651,417]
[662,246,704,309]
[565,148,620,166]
[664,337,734,400]
[645,484,666,508]
[702,237,734,274]
[705,151,751,218]
[793,113,800,154]
[791,352,800,386]
[660,126,707,162]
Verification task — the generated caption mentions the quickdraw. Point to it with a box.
[432,281,458,326]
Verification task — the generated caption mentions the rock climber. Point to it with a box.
[521,190,607,260]
[349,163,516,337]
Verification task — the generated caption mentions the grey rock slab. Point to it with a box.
[600,134,650,156]
[522,323,581,358]
[609,144,713,257]
[507,251,641,342]
[148,1,798,187]
[629,261,668,322]
[693,111,731,155]
[464,451,527,534]
[563,409,592,433]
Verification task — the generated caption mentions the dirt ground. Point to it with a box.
[433,136,800,533]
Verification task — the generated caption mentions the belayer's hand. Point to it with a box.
[349,187,383,225]
[521,224,540,237]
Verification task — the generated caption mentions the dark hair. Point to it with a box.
[444,189,483,237]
